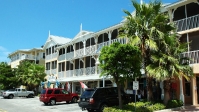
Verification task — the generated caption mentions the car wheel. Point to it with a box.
[28,94,34,98]
[8,94,14,99]
[66,101,70,104]
[72,97,77,103]
[99,104,107,112]
[44,102,48,105]
[50,99,56,105]
[87,109,95,112]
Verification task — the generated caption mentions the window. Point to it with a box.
[47,90,53,94]
[62,90,68,94]
[54,89,60,94]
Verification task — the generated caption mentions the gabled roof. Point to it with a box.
[43,35,72,49]
[73,30,93,39]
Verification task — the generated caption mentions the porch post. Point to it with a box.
[160,81,164,100]
[180,76,185,104]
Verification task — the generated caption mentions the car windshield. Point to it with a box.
[81,89,95,97]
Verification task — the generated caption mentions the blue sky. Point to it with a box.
[0,0,175,62]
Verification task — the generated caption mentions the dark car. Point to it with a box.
[39,88,79,105]
[78,87,129,112]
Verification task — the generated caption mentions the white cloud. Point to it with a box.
[0,46,10,62]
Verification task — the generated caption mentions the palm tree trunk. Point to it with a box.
[147,77,153,101]
[164,80,171,105]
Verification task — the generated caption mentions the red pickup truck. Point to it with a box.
[39,88,79,105]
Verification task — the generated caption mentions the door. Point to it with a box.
[54,89,62,102]
[61,89,70,101]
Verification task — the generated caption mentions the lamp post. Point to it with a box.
[95,58,105,87]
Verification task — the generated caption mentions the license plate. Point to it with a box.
[82,98,85,101]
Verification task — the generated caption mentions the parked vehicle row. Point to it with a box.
[2,87,139,112]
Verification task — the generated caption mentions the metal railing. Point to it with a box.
[180,50,199,64]
[174,14,199,32]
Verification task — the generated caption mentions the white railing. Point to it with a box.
[111,38,127,44]
[51,69,57,74]
[58,54,65,61]
[52,53,58,59]
[20,54,35,60]
[75,68,84,76]
[45,70,51,75]
[75,49,84,58]
[58,71,65,78]
[174,14,199,32]
[86,45,96,55]
[66,70,74,77]
[85,66,95,75]
[66,52,74,60]
[181,50,199,64]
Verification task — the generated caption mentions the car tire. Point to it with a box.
[87,109,95,112]
[44,102,48,105]
[50,99,56,105]
[99,104,107,112]
[8,94,14,99]
[28,94,34,98]
[72,97,77,103]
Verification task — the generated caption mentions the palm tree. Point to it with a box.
[16,60,46,93]
[120,0,171,101]
[147,32,193,104]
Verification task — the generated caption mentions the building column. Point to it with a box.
[160,81,164,100]
[83,40,86,55]
[180,76,185,104]
[108,31,112,45]
[192,76,197,105]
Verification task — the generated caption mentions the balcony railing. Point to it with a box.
[85,66,95,75]
[66,70,73,77]
[45,53,58,60]
[58,54,65,61]
[86,45,96,55]
[51,69,57,74]
[66,52,74,60]
[58,71,65,78]
[45,70,50,75]
[174,14,199,32]
[20,54,35,60]
[181,50,199,64]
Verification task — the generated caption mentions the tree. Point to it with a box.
[147,32,193,104]
[120,0,176,101]
[99,42,142,109]
[0,62,18,90]
[16,60,46,92]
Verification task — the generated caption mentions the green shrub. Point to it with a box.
[167,99,183,108]
[104,101,165,112]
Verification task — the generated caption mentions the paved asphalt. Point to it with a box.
[0,96,83,112]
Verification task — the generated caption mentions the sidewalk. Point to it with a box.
[155,105,199,112]
[173,105,199,112]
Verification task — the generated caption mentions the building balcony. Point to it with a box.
[20,54,36,60]
[46,53,58,60]
[174,14,199,32]
[181,50,199,65]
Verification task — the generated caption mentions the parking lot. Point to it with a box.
[0,96,83,112]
